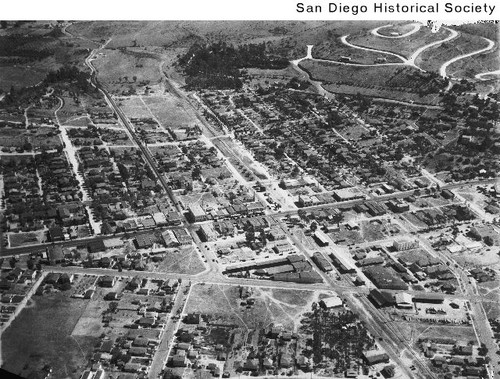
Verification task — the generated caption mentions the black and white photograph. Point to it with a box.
[0,8,499,379]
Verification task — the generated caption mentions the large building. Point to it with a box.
[313,230,330,247]
[393,239,419,251]
[188,203,208,222]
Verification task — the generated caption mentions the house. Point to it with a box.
[243,359,259,371]
[381,365,395,378]
[172,355,187,367]
[84,289,95,299]
[88,240,106,255]
[100,276,116,288]
[123,363,142,373]
[173,229,192,246]
[137,317,155,327]
[44,272,61,285]
[162,230,179,247]
[135,233,158,249]
[127,277,142,290]
[7,267,23,281]
[48,245,65,264]
[49,226,64,242]
[129,347,147,356]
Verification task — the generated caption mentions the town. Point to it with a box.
[0,19,499,379]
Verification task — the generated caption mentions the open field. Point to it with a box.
[0,66,46,92]
[349,25,452,60]
[151,246,206,275]
[418,32,495,74]
[185,284,321,331]
[447,48,500,79]
[116,96,153,119]
[403,323,477,344]
[300,60,445,104]
[313,38,403,64]
[142,95,197,130]
[1,290,97,379]
[69,21,329,49]
[93,48,162,95]
[375,23,421,37]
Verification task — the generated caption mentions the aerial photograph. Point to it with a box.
[0,18,499,379]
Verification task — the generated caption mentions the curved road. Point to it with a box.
[407,27,458,67]
[439,36,496,78]
[340,35,406,63]
[475,69,500,80]
[371,23,422,38]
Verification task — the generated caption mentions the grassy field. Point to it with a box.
[93,48,161,95]
[69,21,329,49]
[301,60,445,104]
[142,95,196,130]
[349,25,451,60]
[0,66,46,92]
[313,38,403,64]
[116,96,153,119]
[1,291,97,379]
[375,22,421,37]
[447,47,500,79]
[418,32,494,74]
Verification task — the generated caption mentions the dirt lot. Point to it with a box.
[185,284,323,331]
[1,285,97,379]
[151,246,206,275]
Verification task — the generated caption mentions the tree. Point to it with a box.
[245,229,255,244]
[9,257,16,269]
[310,221,318,232]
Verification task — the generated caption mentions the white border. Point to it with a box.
[2,0,499,21]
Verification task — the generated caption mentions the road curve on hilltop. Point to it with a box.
[439,37,496,78]
[371,23,422,38]
[340,35,407,63]
[407,27,459,67]
[475,69,500,80]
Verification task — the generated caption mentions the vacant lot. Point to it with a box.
[1,290,97,379]
[116,96,153,119]
[142,94,197,130]
[93,48,161,95]
[186,284,321,331]
[152,246,206,275]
